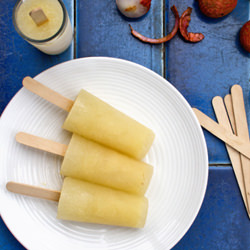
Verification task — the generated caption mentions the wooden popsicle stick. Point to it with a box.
[6,182,60,202]
[224,94,237,133]
[22,77,74,112]
[192,108,250,159]
[16,132,67,157]
[212,96,249,216]
[231,84,250,213]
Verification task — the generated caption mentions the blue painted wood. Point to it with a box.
[0,217,25,250]
[167,0,250,164]
[0,0,74,115]
[76,0,163,76]
[173,166,250,250]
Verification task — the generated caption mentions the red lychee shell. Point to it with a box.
[240,21,250,52]
[198,0,237,18]
[140,0,151,11]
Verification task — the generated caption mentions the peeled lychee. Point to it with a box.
[116,0,151,18]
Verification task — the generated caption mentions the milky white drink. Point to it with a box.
[13,0,73,55]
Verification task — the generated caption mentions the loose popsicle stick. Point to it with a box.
[224,94,237,133]
[6,182,60,202]
[231,84,250,213]
[212,96,249,216]
[192,108,250,159]
[16,132,67,156]
[22,76,73,112]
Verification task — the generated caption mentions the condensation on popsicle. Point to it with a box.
[61,134,153,195]
[63,89,155,160]
[57,177,148,228]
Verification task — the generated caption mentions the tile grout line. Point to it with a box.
[209,164,233,167]
[162,0,166,78]
[73,0,77,59]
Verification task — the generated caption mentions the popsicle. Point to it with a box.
[6,177,149,228]
[16,132,153,195]
[58,177,148,227]
[22,77,155,160]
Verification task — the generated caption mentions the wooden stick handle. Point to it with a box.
[16,132,67,157]
[224,94,237,134]
[231,85,249,138]
[192,108,250,159]
[6,182,60,202]
[22,76,74,112]
[231,85,250,214]
[212,96,249,216]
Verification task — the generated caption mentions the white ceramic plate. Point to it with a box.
[0,57,208,250]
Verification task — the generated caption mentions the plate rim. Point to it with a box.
[0,56,209,250]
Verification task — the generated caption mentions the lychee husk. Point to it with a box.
[240,21,250,53]
[198,0,237,18]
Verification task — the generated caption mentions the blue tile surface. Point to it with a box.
[76,0,163,75]
[0,217,25,250]
[167,0,250,164]
[173,167,250,250]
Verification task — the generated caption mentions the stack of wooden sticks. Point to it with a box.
[193,85,250,218]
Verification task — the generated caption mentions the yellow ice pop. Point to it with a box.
[61,134,153,195]
[23,77,155,160]
[16,132,153,195]
[6,178,149,228]
[62,89,155,160]
[57,177,148,228]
